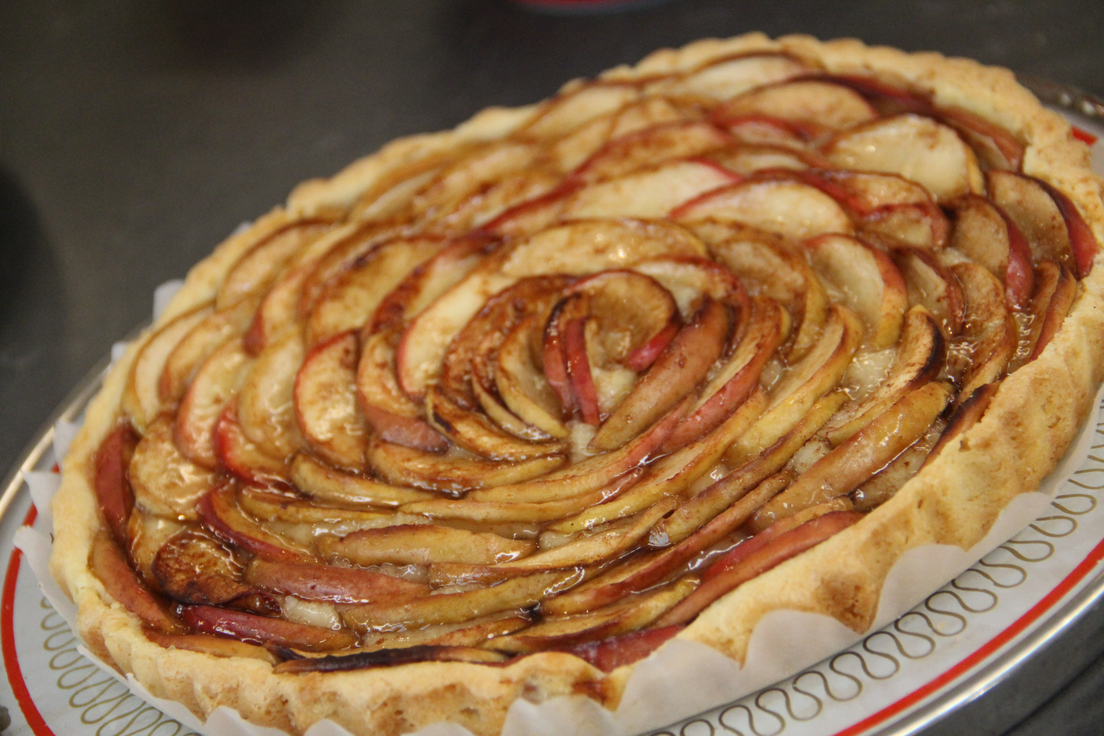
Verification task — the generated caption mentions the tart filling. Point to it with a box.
[50,33,1104,736]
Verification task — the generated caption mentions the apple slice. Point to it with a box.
[236,485,390,525]
[122,303,213,434]
[236,329,304,461]
[672,177,855,241]
[656,510,863,627]
[181,604,356,652]
[298,222,401,317]
[949,194,1035,308]
[198,482,312,563]
[925,382,999,466]
[289,453,435,508]
[320,524,534,567]
[214,400,292,487]
[564,624,685,673]
[714,79,878,134]
[704,143,826,176]
[367,438,566,494]
[348,144,466,220]
[305,235,445,347]
[894,249,966,336]
[90,532,185,634]
[654,52,813,100]
[1035,178,1100,279]
[94,423,139,547]
[562,159,739,221]
[424,384,566,461]
[823,113,983,202]
[159,297,257,404]
[950,262,1018,400]
[338,569,580,630]
[589,296,730,452]
[144,630,278,664]
[356,612,531,653]
[853,419,943,511]
[494,314,572,440]
[518,81,639,141]
[217,220,334,310]
[806,233,909,349]
[357,329,448,452]
[724,306,863,467]
[244,559,429,604]
[751,381,952,531]
[174,340,254,470]
[1024,260,1078,364]
[274,645,509,672]
[152,528,254,606]
[407,141,542,224]
[126,509,187,586]
[431,167,563,234]
[987,170,1073,270]
[572,120,732,183]
[294,331,370,470]
[129,416,219,521]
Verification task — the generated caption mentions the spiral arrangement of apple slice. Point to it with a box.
[92,51,1099,674]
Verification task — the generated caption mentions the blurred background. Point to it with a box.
[1,1,1102,734]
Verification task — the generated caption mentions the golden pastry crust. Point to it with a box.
[51,33,1104,736]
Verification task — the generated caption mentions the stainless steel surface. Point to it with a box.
[3,2,1104,734]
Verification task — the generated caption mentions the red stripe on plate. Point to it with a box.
[835,530,1104,736]
[1,505,57,736]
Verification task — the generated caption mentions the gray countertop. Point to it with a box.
[2,1,1103,734]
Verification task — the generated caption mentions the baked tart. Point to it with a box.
[49,33,1104,736]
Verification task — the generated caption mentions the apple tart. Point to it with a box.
[50,33,1104,736]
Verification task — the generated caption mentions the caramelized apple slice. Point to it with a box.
[823,113,983,202]
[752,381,952,530]
[298,222,401,317]
[949,194,1035,308]
[122,303,213,433]
[590,296,730,451]
[806,233,909,349]
[564,624,685,673]
[320,524,534,567]
[339,569,580,629]
[1036,178,1100,278]
[1023,260,1078,364]
[153,528,254,606]
[672,178,854,241]
[951,262,1018,399]
[294,331,369,470]
[926,382,999,465]
[159,297,257,404]
[94,423,139,547]
[199,482,312,563]
[174,340,254,470]
[306,235,445,346]
[987,170,1074,273]
[214,400,291,486]
[518,81,639,141]
[290,453,435,508]
[424,384,566,461]
[181,604,356,652]
[368,439,566,494]
[714,79,877,133]
[563,159,739,221]
[144,630,278,664]
[244,559,429,604]
[273,645,508,673]
[217,220,334,310]
[126,510,187,586]
[894,249,966,337]
[357,330,448,452]
[657,510,864,627]
[236,329,304,461]
[494,315,571,439]
[573,120,731,183]
[129,416,218,520]
[90,532,185,634]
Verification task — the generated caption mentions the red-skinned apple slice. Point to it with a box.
[987,170,1073,270]
[122,303,213,433]
[672,177,854,241]
[1035,177,1100,279]
[751,381,952,531]
[181,604,356,652]
[289,452,436,508]
[563,623,685,673]
[949,194,1035,308]
[244,559,430,604]
[431,166,563,234]
[159,297,257,404]
[714,79,877,133]
[367,438,566,494]
[424,384,566,461]
[357,329,448,452]
[152,527,255,606]
[572,120,732,183]
[305,235,445,347]
[348,144,466,221]
[494,314,572,439]
[129,415,219,521]
[562,159,739,221]
[217,220,334,310]
[298,222,401,318]
[589,296,730,452]
[950,262,1018,400]
[894,248,966,336]
[517,81,639,141]
[90,532,185,634]
[704,143,827,176]
[236,329,304,461]
[653,52,812,100]
[235,485,390,525]
[1024,260,1078,364]
[805,233,909,349]
[656,510,864,627]
[94,422,139,548]
[198,482,312,563]
[214,400,291,487]
[718,115,815,148]
[174,340,254,470]
[822,113,984,202]
[320,524,535,567]
[294,331,370,470]
[564,314,603,426]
